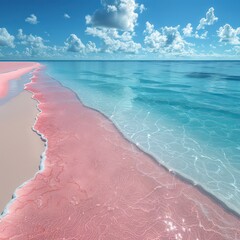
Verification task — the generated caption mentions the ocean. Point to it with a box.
[45,61,240,214]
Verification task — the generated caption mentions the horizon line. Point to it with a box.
[1,59,240,62]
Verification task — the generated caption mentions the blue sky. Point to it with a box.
[0,0,240,60]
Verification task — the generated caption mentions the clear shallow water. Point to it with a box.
[45,61,240,213]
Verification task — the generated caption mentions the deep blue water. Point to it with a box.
[45,61,240,214]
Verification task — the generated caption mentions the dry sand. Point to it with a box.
[0,91,44,213]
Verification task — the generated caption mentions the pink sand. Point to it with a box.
[0,62,40,98]
[0,66,239,239]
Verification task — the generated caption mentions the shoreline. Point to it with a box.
[0,90,45,214]
[54,71,240,219]
[0,62,44,214]
[0,66,239,239]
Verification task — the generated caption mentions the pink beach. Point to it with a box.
[0,62,40,98]
[0,62,44,212]
[0,65,239,239]
[0,0,240,239]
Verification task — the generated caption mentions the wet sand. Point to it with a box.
[0,91,45,213]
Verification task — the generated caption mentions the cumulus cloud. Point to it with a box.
[0,28,15,48]
[86,41,100,53]
[197,7,218,30]
[217,24,240,45]
[18,29,44,48]
[195,31,208,39]
[25,14,39,25]
[64,34,100,54]
[139,4,146,13]
[85,0,140,31]
[85,0,142,54]
[86,27,141,53]
[144,22,194,56]
[182,22,208,40]
[65,34,85,52]
[16,29,58,56]
[182,23,193,37]
[64,13,70,19]
[144,22,167,50]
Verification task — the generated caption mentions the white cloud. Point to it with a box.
[85,0,139,31]
[64,13,70,19]
[182,23,193,37]
[144,22,166,51]
[18,29,45,48]
[195,31,208,39]
[197,7,218,30]
[86,27,141,53]
[20,45,64,58]
[182,23,208,40]
[217,24,240,45]
[0,28,15,48]
[139,4,146,13]
[84,0,142,54]
[64,34,100,54]
[65,34,85,52]
[107,5,117,12]
[25,14,39,25]
[86,41,100,53]
[16,29,58,56]
[144,22,194,56]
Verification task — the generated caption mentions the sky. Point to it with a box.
[0,0,240,60]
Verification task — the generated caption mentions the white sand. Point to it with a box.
[0,91,44,213]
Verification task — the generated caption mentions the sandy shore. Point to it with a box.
[0,91,44,213]
[0,62,38,74]
[0,62,40,98]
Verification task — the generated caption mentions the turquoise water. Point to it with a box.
[45,61,240,214]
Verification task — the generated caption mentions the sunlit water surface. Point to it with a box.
[45,61,240,214]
